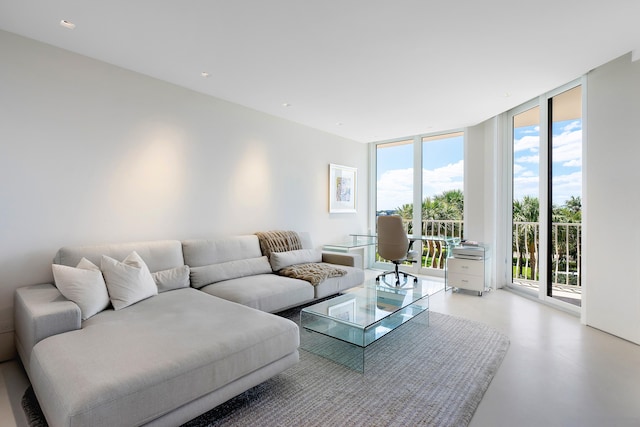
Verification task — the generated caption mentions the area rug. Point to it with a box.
[22,309,509,427]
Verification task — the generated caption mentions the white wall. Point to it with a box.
[465,119,498,289]
[0,31,368,360]
[585,53,640,344]
[463,124,486,242]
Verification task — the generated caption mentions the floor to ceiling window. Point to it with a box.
[509,81,583,308]
[374,132,464,275]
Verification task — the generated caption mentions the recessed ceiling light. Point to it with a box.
[336,122,343,126]
[60,20,76,30]
[200,72,210,78]
[282,103,291,107]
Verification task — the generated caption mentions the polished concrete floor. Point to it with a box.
[2,274,640,426]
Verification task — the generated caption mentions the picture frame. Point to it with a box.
[329,163,357,213]
[328,299,357,322]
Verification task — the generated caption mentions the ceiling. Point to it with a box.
[1,1,639,143]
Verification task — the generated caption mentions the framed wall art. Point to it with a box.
[329,163,357,213]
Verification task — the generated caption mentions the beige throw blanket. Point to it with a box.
[278,262,347,287]
[256,230,302,258]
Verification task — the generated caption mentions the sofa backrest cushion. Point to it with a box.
[152,265,190,293]
[269,249,322,271]
[54,240,185,274]
[182,236,271,288]
[190,256,272,289]
[182,236,262,267]
[296,232,314,250]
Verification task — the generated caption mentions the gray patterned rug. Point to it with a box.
[23,308,509,427]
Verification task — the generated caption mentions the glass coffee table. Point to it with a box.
[300,280,429,372]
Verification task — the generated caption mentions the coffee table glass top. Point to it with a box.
[300,280,429,348]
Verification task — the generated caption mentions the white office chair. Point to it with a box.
[375,215,419,287]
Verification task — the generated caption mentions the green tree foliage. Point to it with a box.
[512,196,582,282]
[393,190,464,221]
[392,190,464,235]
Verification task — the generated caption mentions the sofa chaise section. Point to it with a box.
[29,288,298,427]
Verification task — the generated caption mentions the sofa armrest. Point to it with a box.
[322,252,362,268]
[15,284,81,374]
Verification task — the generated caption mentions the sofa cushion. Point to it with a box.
[189,256,272,289]
[269,249,322,271]
[200,274,314,313]
[152,265,190,293]
[101,251,158,310]
[29,288,299,427]
[182,236,263,267]
[52,258,110,320]
[54,240,185,274]
[314,265,366,299]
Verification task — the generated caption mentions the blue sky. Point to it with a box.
[376,135,464,211]
[375,121,582,212]
[513,119,582,206]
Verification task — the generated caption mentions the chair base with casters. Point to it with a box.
[376,260,419,288]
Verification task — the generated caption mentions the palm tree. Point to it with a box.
[393,203,413,233]
[513,196,539,280]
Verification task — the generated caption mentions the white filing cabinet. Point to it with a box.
[446,245,489,296]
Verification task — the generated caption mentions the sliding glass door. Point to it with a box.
[509,81,582,309]
[548,85,583,306]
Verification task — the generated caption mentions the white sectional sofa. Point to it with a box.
[14,233,364,427]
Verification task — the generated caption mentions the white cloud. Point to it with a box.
[422,160,464,198]
[376,168,414,210]
[551,171,582,205]
[376,160,464,210]
[516,154,539,164]
[513,174,539,201]
[563,159,581,167]
[562,121,581,133]
[514,135,540,153]
[552,129,582,166]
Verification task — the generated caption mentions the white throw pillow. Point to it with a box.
[269,249,322,271]
[52,258,110,320]
[101,251,158,310]
[152,265,190,293]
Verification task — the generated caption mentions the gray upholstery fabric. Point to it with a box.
[152,265,190,292]
[14,284,81,374]
[314,265,365,299]
[182,236,262,267]
[200,274,314,313]
[269,249,322,271]
[29,288,299,427]
[54,240,185,273]
[190,256,272,289]
[143,353,299,427]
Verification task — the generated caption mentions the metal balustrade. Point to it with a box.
[375,218,581,298]
[513,221,582,301]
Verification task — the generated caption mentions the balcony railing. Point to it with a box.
[376,218,581,296]
[513,221,582,303]
[395,219,464,270]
